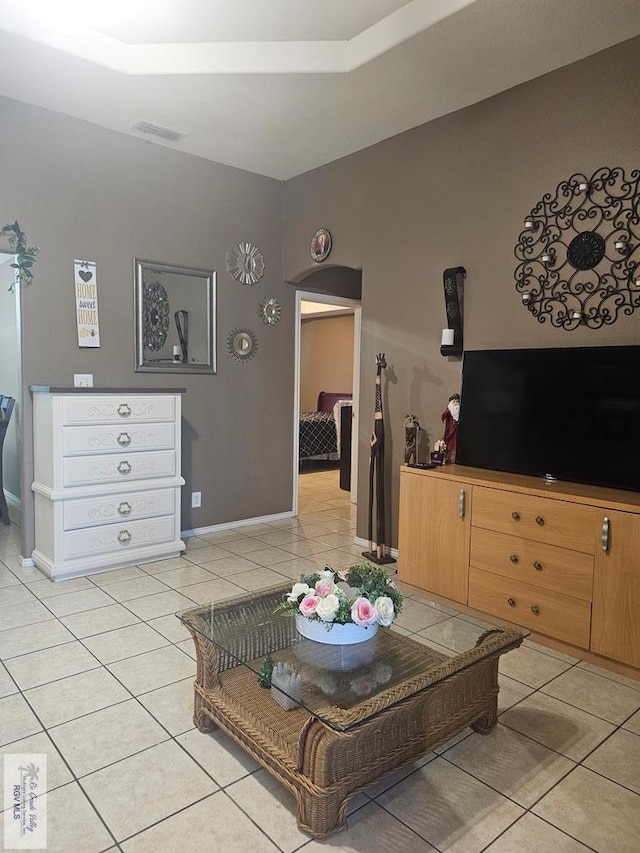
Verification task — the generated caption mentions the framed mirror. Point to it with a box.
[135,259,216,373]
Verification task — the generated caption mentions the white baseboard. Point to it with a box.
[183,509,295,539]
[353,536,399,559]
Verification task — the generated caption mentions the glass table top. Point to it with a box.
[177,583,527,731]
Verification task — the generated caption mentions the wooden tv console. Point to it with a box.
[398,464,640,672]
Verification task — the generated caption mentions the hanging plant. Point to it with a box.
[1,221,39,291]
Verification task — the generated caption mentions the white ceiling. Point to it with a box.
[1,0,639,179]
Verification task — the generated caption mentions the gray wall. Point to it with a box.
[283,37,640,547]
[0,97,291,557]
[0,257,20,500]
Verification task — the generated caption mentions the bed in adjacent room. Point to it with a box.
[299,391,352,462]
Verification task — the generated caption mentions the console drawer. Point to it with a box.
[472,487,597,553]
[470,528,594,601]
[469,567,591,648]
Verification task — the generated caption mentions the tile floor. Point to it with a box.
[1,468,640,852]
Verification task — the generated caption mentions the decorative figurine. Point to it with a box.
[403,414,421,465]
[441,393,460,463]
[362,354,395,565]
[430,439,446,466]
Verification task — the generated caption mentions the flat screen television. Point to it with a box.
[456,345,640,493]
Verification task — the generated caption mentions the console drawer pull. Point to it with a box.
[117,460,132,475]
[117,529,132,545]
[117,501,132,517]
[511,511,520,521]
[535,515,545,526]
[458,489,465,519]
[531,605,540,615]
[117,403,132,418]
[601,517,610,553]
[117,432,131,446]
[507,597,516,607]
[533,561,543,571]
[509,553,519,564]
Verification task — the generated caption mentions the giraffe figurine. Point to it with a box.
[362,353,396,566]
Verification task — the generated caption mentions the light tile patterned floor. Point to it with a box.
[1,468,640,852]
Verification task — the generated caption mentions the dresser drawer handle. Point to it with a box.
[509,553,519,564]
[117,501,132,517]
[533,561,543,571]
[511,511,520,521]
[535,515,545,526]
[530,605,540,615]
[458,489,466,519]
[117,460,132,475]
[117,529,132,545]
[601,517,610,553]
[507,597,516,607]
[117,432,132,447]
[117,403,132,418]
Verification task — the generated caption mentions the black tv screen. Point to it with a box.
[456,346,640,493]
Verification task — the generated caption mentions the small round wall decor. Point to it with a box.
[259,296,282,326]
[310,228,332,263]
[142,281,170,351]
[227,327,258,362]
[226,241,265,285]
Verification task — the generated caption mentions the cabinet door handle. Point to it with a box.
[117,432,132,446]
[117,529,132,545]
[533,561,543,571]
[117,403,132,418]
[458,489,465,519]
[511,511,520,521]
[601,517,610,553]
[117,460,132,475]
[535,515,545,526]
[509,553,519,564]
[507,597,516,607]
[530,605,540,615]
[117,501,132,517]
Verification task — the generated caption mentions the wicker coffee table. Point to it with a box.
[177,584,525,838]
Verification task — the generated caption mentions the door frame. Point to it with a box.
[0,252,23,525]
[293,290,362,515]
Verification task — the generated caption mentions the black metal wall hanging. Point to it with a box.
[514,166,640,330]
[441,266,466,357]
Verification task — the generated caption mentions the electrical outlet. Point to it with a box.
[74,374,93,387]
[191,491,201,508]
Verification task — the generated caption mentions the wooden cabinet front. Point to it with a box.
[398,472,469,603]
[592,510,640,669]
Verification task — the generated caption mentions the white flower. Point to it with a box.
[287,582,311,603]
[315,593,340,622]
[374,596,395,626]
[318,568,335,582]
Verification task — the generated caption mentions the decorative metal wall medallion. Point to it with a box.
[142,281,170,350]
[514,166,640,329]
[227,327,258,362]
[259,296,282,326]
[310,228,332,262]
[226,242,265,285]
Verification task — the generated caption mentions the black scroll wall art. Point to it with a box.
[514,166,640,330]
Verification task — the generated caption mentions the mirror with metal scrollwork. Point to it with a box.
[135,259,216,373]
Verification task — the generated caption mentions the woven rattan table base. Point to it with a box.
[186,623,523,838]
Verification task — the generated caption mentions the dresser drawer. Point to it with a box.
[472,487,597,553]
[470,528,594,601]
[64,515,176,560]
[469,567,591,648]
[62,395,176,425]
[63,488,176,530]
[62,450,177,487]
[62,423,175,456]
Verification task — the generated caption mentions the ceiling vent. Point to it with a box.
[133,121,185,143]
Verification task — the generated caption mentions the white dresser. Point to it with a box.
[31,387,186,580]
